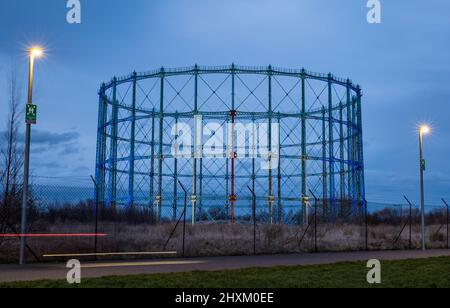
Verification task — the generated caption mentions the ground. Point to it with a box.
[0,250,449,288]
[1,257,450,288]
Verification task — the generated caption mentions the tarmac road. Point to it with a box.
[0,249,449,283]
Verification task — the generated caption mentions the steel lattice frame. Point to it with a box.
[95,65,365,224]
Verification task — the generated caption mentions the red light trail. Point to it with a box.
[0,233,108,238]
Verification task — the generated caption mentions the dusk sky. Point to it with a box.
[0,0,449,204]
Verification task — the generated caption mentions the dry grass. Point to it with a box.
[0,221,448,263]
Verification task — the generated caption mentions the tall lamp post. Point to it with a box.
[20,47,43,265]
[418,125,430,251]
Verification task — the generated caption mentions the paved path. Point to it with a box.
[1,250,449,283]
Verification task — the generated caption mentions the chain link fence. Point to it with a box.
[0,178,448,263]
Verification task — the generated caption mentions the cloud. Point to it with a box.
[31,130,80,145]
[58,143,81,156]
[21,130,80,146]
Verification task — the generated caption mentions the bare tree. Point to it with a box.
[0,70,24,237]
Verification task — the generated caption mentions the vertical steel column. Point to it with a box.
[351,96,357,209]
[199,153,203,222]
[108,78,118,207]
[94,87,102,202]
[95,84,107,205]
[230,64,236,224]
[327,74,335,218]
[129,72,137,207]
[225,114,230,222]
[268,66,274,225]
[230,110,236,224]
[251,117,256,222]
[277,115,282,224]
[100,91,108,205]
[173,114,179,221]
[192,65,199,225]
[339,101,345,212]
[356,86,365,205]
[322,107,327,211]
[157,68,165,223]
[346,81,352,200]
[150,108,156,223]
[301,70,308,225]
[442,199,449,249]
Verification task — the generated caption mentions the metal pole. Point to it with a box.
[199,157,203,222]
[410,200,412,250]
[173,114,179,222]
[149,108,156,223]
[442,198,449,249]
[400,196,414,250]
[356,88,365,207]
[346,80,352,200]
[364,199,368,250]
[301,70,308,226]
[277,115,282,224]
[314,194,317,252]
[229,64,236,224]
[20,52,35,265]
[90,176,99,260]
[327,74,335,220]
[248,186,256,255]
[129,73,137,208]
[268,66,274,225]
[108,79,118,208]
[404,196,413,250]
[252,117,256,222]
[179,181,187,258]
[309,190,318,253]
[95,84,107,211]
[351,97,357,209]
[192,66,199,225]
[157,69,165,223]
[225,117,230,222]
[322,107,327,216]
[419,129,426,251]
[230,110,236,224]
[339,102,345,214]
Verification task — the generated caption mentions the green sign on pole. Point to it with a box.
[26,104,37,125]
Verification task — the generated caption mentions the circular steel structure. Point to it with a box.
[95,65,365,224]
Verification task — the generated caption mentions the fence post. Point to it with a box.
[442,199,449,249]
[247,186,257,255]
[404,196,413,250]
[90,176,99,260]
[179,181,188,257]
[314,197,317,252]
[0,211,40,262]
[309,190,318,253]
[163,181,188,257]
[365,199,368,251]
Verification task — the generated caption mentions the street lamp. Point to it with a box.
[19,46,43,265]
[418,124,430,251]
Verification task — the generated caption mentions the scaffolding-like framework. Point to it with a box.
[95,65,365,224]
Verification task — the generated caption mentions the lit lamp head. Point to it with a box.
[29,47,44,58]
[420,125,431,135]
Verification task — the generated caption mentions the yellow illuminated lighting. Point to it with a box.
[42,251,178,258]
[30,47,44,57]
[81,260,205,269]
[420,125,431,135]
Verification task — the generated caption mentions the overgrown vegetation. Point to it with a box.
[0,71,24,241]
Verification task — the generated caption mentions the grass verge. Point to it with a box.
[1,257,449,288]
